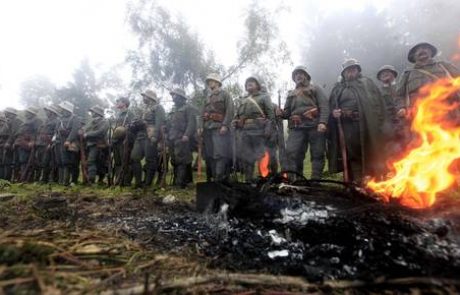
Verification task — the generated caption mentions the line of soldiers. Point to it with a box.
[0,42,458,187]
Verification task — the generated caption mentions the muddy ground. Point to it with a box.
[1,181,460,294]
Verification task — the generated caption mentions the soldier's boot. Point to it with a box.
[175,164,187,189]
[57,167,64,184]
[244,162,255,183]
[41,167,50,184]
[63,167,71,186]
[144,169,156,187]
[132,161,143,188]
[186,164,193,184]
[97,174,105,185]
[214,159,227,182]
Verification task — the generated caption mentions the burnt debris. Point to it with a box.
[115,177,460,282]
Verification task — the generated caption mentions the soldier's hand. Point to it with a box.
[397,108,407,118]
[197,128,203,136]
[275,107,284,117]
[4,143,10,150]
[181,135,189,142]
[332,109,342,118]
[317,123,327,133]
[64,141,70,148]
[219,126,228,135]
[28,142,35,149]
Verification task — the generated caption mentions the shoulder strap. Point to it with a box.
[414,68,440,80]
[246,95,266,118]
[438,62,454,80]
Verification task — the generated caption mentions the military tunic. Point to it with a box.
[234,91,275,181]
[130,104,166,187]
[35,116,59,183]
[167,103,197,188]
[56,114,80,185]
[113,109,135,186]
[201,88,234,181]
[283,83,329,178]
[15,116,42,182]
[4,116,23,181]
[84,116,109,183]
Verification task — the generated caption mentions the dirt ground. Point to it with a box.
[1,181,460,294]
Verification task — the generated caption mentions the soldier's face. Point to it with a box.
[116,101,127,110]
[414,46,432,63]
[245,81,259,93]
[143,97,152,105]
[379,70,395,84]
[294,72,308,84]
[207,80,219,90]
[343,66,360,81]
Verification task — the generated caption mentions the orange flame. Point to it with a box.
[259,151,270,177]
[367,77,460,209]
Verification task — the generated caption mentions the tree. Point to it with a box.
[127,0,217,93]
[57,58,107,118]
[19,75,58,108]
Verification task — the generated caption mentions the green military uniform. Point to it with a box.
[376,65,401,159]
[35,106,59,183]
[328,59,387,183]
[266,102,281,174]
[56,102,80,186]
[84,106,109,184]
[234,76,275,181]
[113,98,135,186]
[167,88,197,188]
[201,73,234,181]
[15,108,42,182]
[283,66,329,179]
[396,43,460,146]
[4,108,23,181]
[0,113,9,180]
[131,90,166,188]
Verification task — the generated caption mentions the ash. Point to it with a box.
[112,182,460,281]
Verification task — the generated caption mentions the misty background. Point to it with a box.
[0,0,459,118]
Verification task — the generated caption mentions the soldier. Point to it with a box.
[56,101,80,186]
[14,107,42,182]
[376,65,400,156]
[396,42,460,144]
[282,66,329,179]
[167,88,196,188]
[130,90,166,188]
[83,105,109,184]
[199,73,234,182]
[328,59,386,184]
[36,106,59,183]
[234,75,275,182]
[0,113,8,180]
[112,97,135,186]
[4,108,23,181]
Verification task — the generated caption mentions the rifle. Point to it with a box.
[159,126,168,188]
[20,141,36,182]
[107,118,113,186]
[197,132,203,179]
[79,134,89,183]
[116,131,131,187]
[277,90,287,169]
[334,96,350,183]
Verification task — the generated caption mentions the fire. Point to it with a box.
[258,151,270,177]
[367,77,460,209]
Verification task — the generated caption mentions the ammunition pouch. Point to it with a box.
[203,112,224,122]
[113,126,127,140]
[342,110,360,121]
[289,115,302,127]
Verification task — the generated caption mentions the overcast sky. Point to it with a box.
[0,0,389,109]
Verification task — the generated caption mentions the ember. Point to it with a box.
[368,77,460,208]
